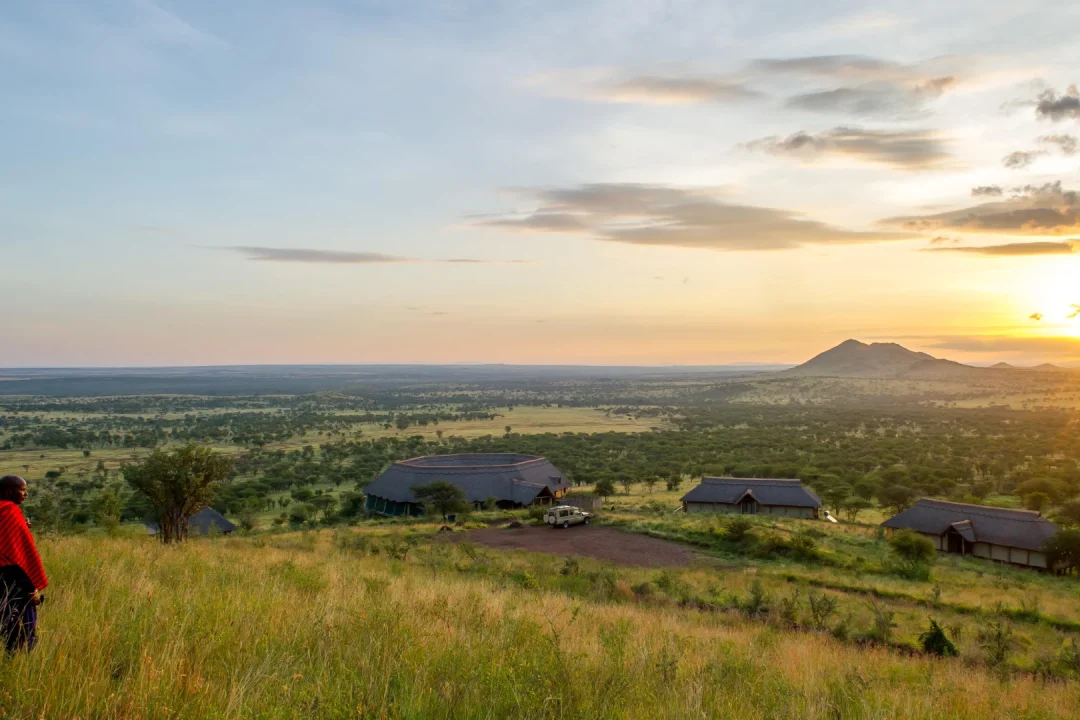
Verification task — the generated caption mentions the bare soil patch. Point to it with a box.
[450,525,695,567]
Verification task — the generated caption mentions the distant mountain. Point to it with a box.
[785,339,978,379]
[989,362,1016,369]
[1032,363,1065,372]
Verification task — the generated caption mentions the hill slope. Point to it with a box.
[785,339,979,379]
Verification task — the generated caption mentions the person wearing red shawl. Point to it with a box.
[0,475,47,653]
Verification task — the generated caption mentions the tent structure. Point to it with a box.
[364,453,571,517]
[680,477,822,518]
[882,498,1058,569]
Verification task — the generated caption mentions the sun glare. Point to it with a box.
[1020,257,1080,333]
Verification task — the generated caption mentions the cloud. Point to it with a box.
[1030,313,1044,321]
[1036,85,1080,122]
[925,335,1080,355]
[971,185,1003,197]
[531,54,964,115]
[473,184,912,251]
[1070,305,1080,320]
[751,55,907,79]
[924,240,1080,256]
[1038,134,1078,155]
[227,247,529,264]
[527,69,762,106]
[744,127,953,170]
[881,181,1080,235]
[591,76,762,105]
[785,79,954,117]
[754,54,964,118]
[1002,150,1043,169]
[929,236,961,245]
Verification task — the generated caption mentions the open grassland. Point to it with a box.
[0,405,658,480]
[7,530,1080,719]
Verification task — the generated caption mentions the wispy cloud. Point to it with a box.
[473,183,912,251]
[971,185,1003,197]
[924,240,1079,256]
[882,182,1080,235]
[1038,134,1078,155]
[1002,150,1043,169]
[591,76,762,105]
[529,54,967,117]
[924,335,1080,356]
[743,127,954,171]
[227,247,530,264]
[527,69,761,106]
[756,54,964,118]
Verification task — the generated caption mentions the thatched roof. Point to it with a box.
[680,478,821,508]
[882,499,1058,551]
[365,453,569,505]
[146,507,236,535]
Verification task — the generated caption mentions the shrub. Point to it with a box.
[919,619,958,657]
[725,517,754,541]
[742,578,770,618]
[777,588,801,626]
[867,600,897,643]
[789,531,819,561]
[807,591,838,630]
[887,530,935,580]
[977,621,1018,667]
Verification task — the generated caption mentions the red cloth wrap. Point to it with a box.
[0,501,48,590]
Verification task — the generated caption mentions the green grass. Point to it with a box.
[7,529,1080,719]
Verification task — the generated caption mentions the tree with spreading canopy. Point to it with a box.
[412,480,469,521]
[124,443,234,543]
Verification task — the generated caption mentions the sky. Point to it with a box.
[3,0,1080,367]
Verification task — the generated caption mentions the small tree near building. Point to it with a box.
[412,480,469,522]
[124,443,234,544]
[594,478,616,498]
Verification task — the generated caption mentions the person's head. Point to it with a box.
[0,476,28,505]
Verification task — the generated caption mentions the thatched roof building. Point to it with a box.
[882,499,1059,569]
[364,453,571,517]
[681,478,821,518]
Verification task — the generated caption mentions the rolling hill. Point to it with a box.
[784,339,981,379]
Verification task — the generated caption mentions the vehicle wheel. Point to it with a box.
[562,521,569,529]
[584,517,590,525]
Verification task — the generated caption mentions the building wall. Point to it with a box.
[921,534,1048,569]
[685,502,815,518]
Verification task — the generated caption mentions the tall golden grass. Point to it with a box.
[3,531,1078,719]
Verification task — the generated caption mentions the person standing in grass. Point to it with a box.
[0,475,47,653]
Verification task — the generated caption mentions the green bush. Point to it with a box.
[725,516,754,541]
[919,619,958,657]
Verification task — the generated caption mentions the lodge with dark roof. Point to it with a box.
[364,453,571,517]
[680,478,822,518]
[146,507,236,536]
[882,499,1059,569]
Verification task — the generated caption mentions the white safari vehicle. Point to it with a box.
[545,505,592,529]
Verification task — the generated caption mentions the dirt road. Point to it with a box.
[450,525,694,567]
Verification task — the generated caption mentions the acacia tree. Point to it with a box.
[412,480,469,521]
[124,444,234,543]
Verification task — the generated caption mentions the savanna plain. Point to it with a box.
[4,351,1080,719]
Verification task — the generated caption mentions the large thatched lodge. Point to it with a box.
[364,453,571,517]
[881,499,1060,569]
[680,477,822,518]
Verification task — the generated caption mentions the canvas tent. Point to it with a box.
[882,499,1058,569]
[680,478,821,518]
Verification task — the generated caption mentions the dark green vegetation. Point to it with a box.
[6,398,1080,535]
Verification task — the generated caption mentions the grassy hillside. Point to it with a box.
[7,530,1080,719]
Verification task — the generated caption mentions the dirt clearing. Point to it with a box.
[450,526,695,567]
